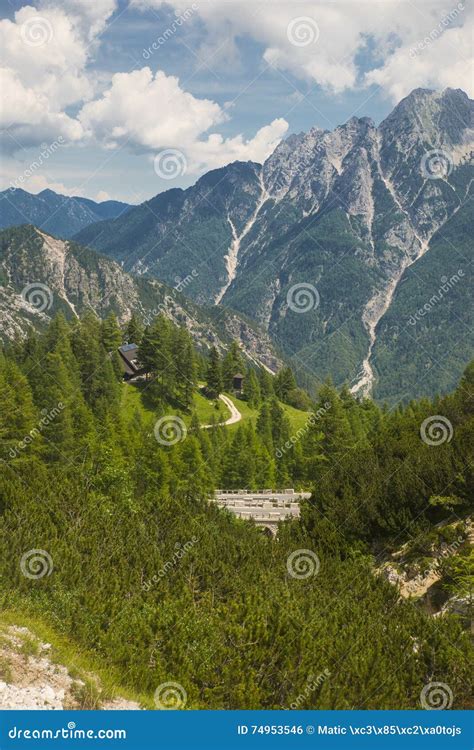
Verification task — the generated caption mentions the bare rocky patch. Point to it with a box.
[0,625,141,711]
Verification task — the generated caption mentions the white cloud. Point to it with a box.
[41,0,118,39]
[0,1,117,149]
[366,24,474,101]
[22,174,86,195]
[95,189,111,201]
[79,68,224,149]
[0,165,85,196]
[184,118,289,173]
[79,67,289,172]
[1,2,287,175]
[0,67,84,142]
[134,0,473,98]
[2,0,471,194]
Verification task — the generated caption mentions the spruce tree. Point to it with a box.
[206,347,223,397]
[245,368,261,408]
[274,366,297,402]
[101,312,123,352]
[125,314,144,346]
[222,341,245,390]
[259,368,274,400]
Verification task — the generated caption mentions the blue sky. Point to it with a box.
[1,0,472,202]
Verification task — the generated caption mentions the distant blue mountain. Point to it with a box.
[0,188,131,239]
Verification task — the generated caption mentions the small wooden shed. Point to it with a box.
[233,372,244,393]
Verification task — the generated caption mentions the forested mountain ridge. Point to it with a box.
[0,225,280,371]
[0,311,472,709]
[75,88,474,404]
[76,161,262,305]
[0,188,131,239]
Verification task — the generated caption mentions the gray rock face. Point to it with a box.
[222,88,473,398]
[0,225,279,371]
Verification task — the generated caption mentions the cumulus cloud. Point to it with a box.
[0,163,86,196]
[184,118,289,174]
[134,0,473,98]
[0,1,118,150]
[79,67,289,173]
[0,67,84,144]
[2,0,471,192]
[41,0,118,39]
[2,2,288,174]
[79,68,224,149]
[366,24,474,101]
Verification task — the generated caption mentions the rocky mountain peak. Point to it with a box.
[381,87,473,149]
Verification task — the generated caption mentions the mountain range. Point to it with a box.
[1,88,472,403]
[0,188,130,238]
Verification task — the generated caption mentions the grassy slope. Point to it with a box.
[120,382,310,434]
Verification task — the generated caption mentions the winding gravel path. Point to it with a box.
[201,394,242,429]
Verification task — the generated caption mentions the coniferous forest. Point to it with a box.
[0,312,473,710]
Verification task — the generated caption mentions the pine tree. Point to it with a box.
[174,328,197,410]
[222,342,245,390]
[34,352,76,461]
[245,368,261,408]
[206,347,223,397]
[101,312,123,352]
[256,401,273,452]
[71,312,121,419]
[0,356,38,462]
[274,366,297,402]
[221,425,255,489]
[125,314,144,346]
[140,317,173,406]
[259,368,274,400]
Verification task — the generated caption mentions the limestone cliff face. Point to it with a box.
[0,225,279,371]
[224,88,473,399]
